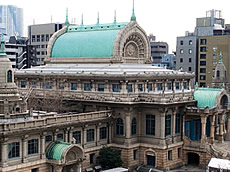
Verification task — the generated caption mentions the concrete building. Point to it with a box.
[1,6,230,172]
[148,35,168,63]
[152,54,176,70]
[0,5,23,36]
[28,23,64,65]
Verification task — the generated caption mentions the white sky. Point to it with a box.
[2,0,230,52]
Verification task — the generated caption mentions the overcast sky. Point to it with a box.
[2,0,230,52]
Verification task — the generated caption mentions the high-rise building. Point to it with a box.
[28,23,64,65]
[0,5,23,36]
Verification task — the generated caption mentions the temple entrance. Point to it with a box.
[146,155,155,167]
[187,153,199,166]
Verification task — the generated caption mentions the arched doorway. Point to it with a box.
[187,152,199,166]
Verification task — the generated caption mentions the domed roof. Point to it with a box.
[50,22,128,58]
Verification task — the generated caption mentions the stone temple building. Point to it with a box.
[1,5,230,172]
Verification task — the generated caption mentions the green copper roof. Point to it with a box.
[0,34,6,57]
[51,22,128,58]
[46,141,71,160]
[193,88,222,108]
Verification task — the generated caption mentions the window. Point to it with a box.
[32,35,35,42]
[87,129,95,142]
[188,67,192,72]
[138,84,143,92]
[133,150,137,160]
[175,114,181,134]
[200,68,206,73]
[180,49,184,54]
[71,83,77,90]
[200,75,206,80]
[180,58,183,63]
[146,115,155,136]
[189,49,192,54]
[20,81,26,88]
[217,70,220,78]
[168,150,172,161]
[84,83,91,91]
[57,133,63,141]
[175,82,180,90]
[45,135,52,142]
[131,118,137,136]
[189,58,192,63]
[43,82,52,89]
[180,40,183,45]
[28,139,38,155]
[200,61,206,66]
[200,82,206,87]
[200,54,206,59]
[98,84,104,92]
[183,82,187,90]
[157,83,162,91]
[46,34,49,41]
[112,84,120,92]
[31,168,38,172]
[36,35,40,42]
[8,142,20,159]
[73,131,81,144]
[31,81,37,88]
[116,118,124,136]
[165,115,171,136]
[178,148,181,158]
[59,83,64,90]
[200,39,207,45]
[90,153,95,164]
[200,47,207,52]
[167,83,172,91]
[7,70,12,83]
[100,127,107,140]
[189,40,192,45]
[41,34,44,42]
[127,84,133,93]
[147,83,152,92]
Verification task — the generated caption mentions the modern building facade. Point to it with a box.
[28,23,64,65]
[152,54,176,70]
[1,7,230,172]
[0,5,23,36]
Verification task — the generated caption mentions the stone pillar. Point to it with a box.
[120,81,126,93]
[76,163,82,172]
[210,115,215,144]
[172,110,176,143]
[201,116,207,142]
[83,127,87,148]
[40,134,45,159]
[53,165,63,172]
[1,141,8,167]
[96,124,99,146]
[64,129,68,142]
[182,114,185,141]
[226,113,230,141]
[22,135,28,163]
[160,111,166,145]
[69,128,73,143]
[219,114,224,143]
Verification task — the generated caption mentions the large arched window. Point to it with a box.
[131,118,137,136]
[7,70,12,83]
[116,118,124,136]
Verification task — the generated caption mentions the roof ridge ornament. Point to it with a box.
[81,13,84,26]
[0,33,7,57]
[97,12,100,25]
[131,0,136,21]
[65,8,69,25]
[114,10,117,24]
[218,51,223,64]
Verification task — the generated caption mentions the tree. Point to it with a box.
[97,147,123,169]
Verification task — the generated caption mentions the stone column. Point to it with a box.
[83,127,87,148]
[125,109,131,145]
[69,128,73,143]
[64,129,68,142]
[1,141,8,167]
[76,163,82,172]
[226,113,230,141]
[182,114,185,141]
[22,136,28,163]
[53,165,63,172]
[96,124,99,146]
[40,134,45,159]
[172,110,176,143]
[160,111,166,145]
[120,81,126,93]
[201,116,207,142]
[210,115,215,144]
[219,114,224,143]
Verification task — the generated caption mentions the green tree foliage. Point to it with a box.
[97,147,123,169]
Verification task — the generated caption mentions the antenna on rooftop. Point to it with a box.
[51,15,52,23]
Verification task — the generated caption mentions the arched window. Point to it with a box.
[146,115,155,136]
[217,70,220,78]
[116,118,124,136]
[131,118,137,136]
[7,70,12,83]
